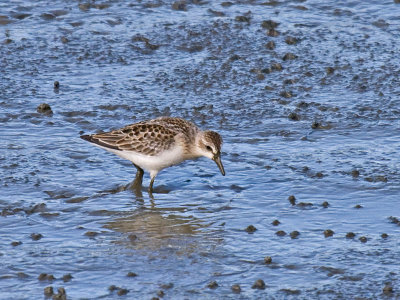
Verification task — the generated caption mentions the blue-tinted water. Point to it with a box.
[1,0,399,298]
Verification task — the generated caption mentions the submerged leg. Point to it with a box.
[148,176,155,193]
[130,163,144,190]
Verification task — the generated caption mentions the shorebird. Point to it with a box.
[80,117,225,193]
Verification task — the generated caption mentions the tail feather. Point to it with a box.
[80,134,120,150]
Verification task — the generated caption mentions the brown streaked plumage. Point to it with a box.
[80,117,225,193]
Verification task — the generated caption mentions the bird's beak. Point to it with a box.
[213,153,225,176]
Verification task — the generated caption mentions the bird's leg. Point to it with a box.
[148,176,155,194]
[131,163,144,190]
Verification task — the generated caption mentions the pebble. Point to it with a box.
[321,201,330,208]
[207,281,218,289]
[346,232,356,239]
[290,231,300,239]
[252,279,266,290]
[31,233,43,241]
[37,103,53,115]
[127,272,137,277]
[245,225,257,233]
[324,229,334,238]
[231,284,241,293]
[264,256,272,264]
[276,230,286,237]
[44,286,54,297]
[271,219,280,226]
[359,236,368,243]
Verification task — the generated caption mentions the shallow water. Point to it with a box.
[1,0,400,299]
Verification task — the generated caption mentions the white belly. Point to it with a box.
[96,144,188,175]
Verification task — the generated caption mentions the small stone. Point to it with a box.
[264,256,272,264]
[381,233,388,239]
[252,279,266,290]
[37,104,53,115]
[290,231,300,239]
[84,231,98,237]
[324,229,334,238]
[207,281,218,289]
[285,36,298,45]
[172,1,186,11]
[275,230,286,237]
[265,41,275,50]
[280,91,292,98]
[160,283,174,290]
[127,272,137,277]
[359,236,368,243]
[62,274,73,282]
[346,232,356,239]
[17,272,29,279]
[288,195,296,205]
[117,288,129,296]
[231,284,241,293]
[267,29,279,37]
[128,234,137,242]
[326,67,335,74]
[271,219,280,226]
[245,225,257,233]
[108,285,118,292]
[354,204,363,209]
[235,15,250,23]
[321,201,330,208]
[383,283,393,294]
[288,112,300,121]
[156,290,165,297]
[351,170,360,177]
[54,81,60,89]
[283,53,297,61]
[271,63,283,71]
[11,241,22,246]
[44,286,54,297]
[261,20,279,29]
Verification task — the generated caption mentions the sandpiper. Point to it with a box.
[80,117,225,193]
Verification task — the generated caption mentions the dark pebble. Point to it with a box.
[235,15,250,23]
[354,204,363,209]
[388,216,400,224]
[172,1,186,11]
[288,195,296,205]
[54,81,60,89]
[285,36,298,45]
[44,286,54,297]
[128,234,137,242]
[160,283,174,290]
[271,63,283,71]
[31,233,43,241]
[297,202,313,208]
[127,272,137,277]
[17,272,29,279]
[290,231,300,239]
[381,233,388,239]
[267,29,279,37]
[346,232,356,239]
[359,236,368,243]
[60,36,68,43]
[288,112,300,121]
[283,53,298,61]
[108,285,118,292]
[252,279,266,290]
[62,274,73,282]
[264,256,272,264]
[324,229,334,238]
[326,67,335,74]
[221,1,233,7]
[351,170,360,177]
[245,225,257,233]
[271,219,280,226]
[383,283,393,294]
[151,298,159,300]
[207,281,218,289]
[37,103,53,115]
[117,288,129,296]
[11,241,22,246]
[280,91,292,98]
[275,230,286,237]
[261,20,279,29]
[84,231,98,237]
[265,41,275,50]
[231,284,241,293]
[311,121,321,129]
[156,290,165,297]
[315,172,324,178]
[321,201,330,208]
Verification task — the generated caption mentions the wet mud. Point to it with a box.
[1,0,400,299]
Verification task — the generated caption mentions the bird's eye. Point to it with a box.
[206,146,212,152]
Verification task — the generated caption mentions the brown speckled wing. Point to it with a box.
[150,117,199,140]
[86,123,177,156]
